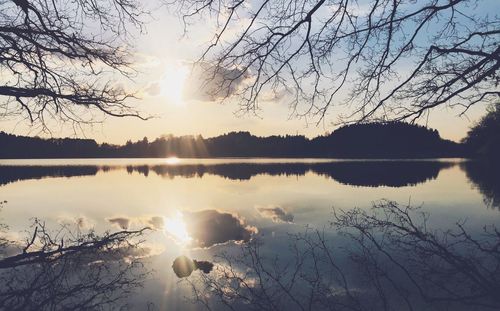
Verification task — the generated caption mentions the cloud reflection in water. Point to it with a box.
[183,210,258,249]
[257,206,294,223]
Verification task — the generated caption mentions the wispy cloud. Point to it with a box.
[183,62,249,102]
[257,206,294,223]
[107,217,131,230]
[106,216,165,230]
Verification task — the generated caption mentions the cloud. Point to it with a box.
[107,217,131,230]
[133,53,163,69]
[85,243,165,265]
[183,62,249,102]
[258,88,290,103]
[57,215,94,230]
[147,216,164,230]
[144,82,161,97]
[106,216,165,230]
[257,206,294,223]
[106,216,165,231]
[105,211,257,249]
[120,243,164,260]
[0,240,22,258]
[183,210,257,248]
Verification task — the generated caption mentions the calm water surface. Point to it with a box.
[0,158,498,310]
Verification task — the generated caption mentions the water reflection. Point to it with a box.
[3,159,499,209]
[257,206,294,223]
[163,213,190,245]
[461,161,500,210]
[0,159,499,310]
[0,210,151,310]
[172,256,213,278]
[0,160,457,187]
[183,210,257,248]
[183,201,500,311]
[0,165,99,186]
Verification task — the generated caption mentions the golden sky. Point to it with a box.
[0,3,492,144]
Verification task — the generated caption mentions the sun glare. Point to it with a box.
[164,212,192,245]
[165,156,180,165]
[160,64,189,104]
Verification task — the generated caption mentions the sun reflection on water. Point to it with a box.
[163,212,192,245]
[164,157,180,165]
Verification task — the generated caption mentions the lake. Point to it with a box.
[0,158,499,310]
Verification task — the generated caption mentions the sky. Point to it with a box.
[0,0,497,144]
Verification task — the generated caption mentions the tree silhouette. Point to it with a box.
[463,103,500,158]
[0,122,463,158]
[0,0,149,131]
[171,0,499,123]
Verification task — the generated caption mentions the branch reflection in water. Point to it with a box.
[0,201,151,311]
[0,159,499,309]
[181,201,500,311]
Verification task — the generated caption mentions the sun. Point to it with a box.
[160,64,189,104]
[163,212,192,245]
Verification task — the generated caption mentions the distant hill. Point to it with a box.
[0,122,465,158]
[312,122,462,158]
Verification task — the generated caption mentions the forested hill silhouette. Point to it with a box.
[0,122,464,159]
[312,123,462,158]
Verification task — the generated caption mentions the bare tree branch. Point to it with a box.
[170,0,500,124]
[0,0,150,132]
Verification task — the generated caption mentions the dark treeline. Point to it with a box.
[462,103,500,160]
[0,122,465,159]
